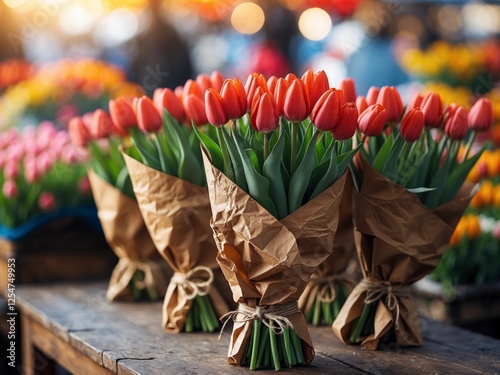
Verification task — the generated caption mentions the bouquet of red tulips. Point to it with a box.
[332,88,493,350]
[116,72,232,333]
[199,70,360,370]
[69,108,170,302]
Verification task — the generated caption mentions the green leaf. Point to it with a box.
[263,129,288,219]
[296,122,313,167]
[222,126,248,191]
[372,133,394,173]
[407,187,436,194]
[233,131,278,217]
[116,167,135,199]
[192,124,224,171]
[288,130,319,213]
[130,128,162,171]
[163,115,204,185]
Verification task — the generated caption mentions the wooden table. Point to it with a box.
[16,282,500,375]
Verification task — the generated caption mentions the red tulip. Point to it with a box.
[421,92,443,128]
[68,116,91,147]
[221,78,247,120]
[332,102,358,140]
[210,71,225,92]
[39,191,56,212]
[90,109,115,139]
[310,88,341,131]
[182,79,203,99]
[283,79,310,122]
[267,75,278,93]
[407,93,424,111]
[358,104,387,136]
[153,88,184,123]
[273,78,289,116]
[376,86,403,123]
[444,105,468,140]
[134,96,162,132]
[205,89,228,127]
[366,86,380,106]
[340,77,356,105]
[250,91,279,133]
[468,98,493,132]
[285,73,297,84]
[245,73,268,110]
[183,94,208,126]
[400,108,425,142]
[109,98,136,132]
[356,96,368,115]
[302,70,330,108]
[196,73,212,94]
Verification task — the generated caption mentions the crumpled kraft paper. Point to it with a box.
[332,159,473,350]
[203,152,347,365]
[123,153,232,333]
[88,169,170,302]
[299,169,358,315]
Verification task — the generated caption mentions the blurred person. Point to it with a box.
[131,0,193,94]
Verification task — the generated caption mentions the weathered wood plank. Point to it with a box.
[16,282,500,375]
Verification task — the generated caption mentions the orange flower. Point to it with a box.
[465,214,481,240]
[376,86,403,123]
[90,109,115,139]
[250,91,279,133]
[244,73,267,110]
[302,69,330,108]
[109,97,136,132]
[153,88,184,123]
[220,78,247,120]
[339,77,356,105]
[183,93,208,126]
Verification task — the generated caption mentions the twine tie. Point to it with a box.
[170,266,214,300]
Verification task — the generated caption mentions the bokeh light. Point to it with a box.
[230,2,265,35]
[298,7,332,41]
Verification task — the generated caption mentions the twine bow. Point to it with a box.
[170,266,214,300]
[219,300,299,339]
[310,273,358,303]
[359,277,410,329]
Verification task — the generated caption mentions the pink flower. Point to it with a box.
[4,162,18,180]
[61,146,79,164]
[78,176,91,194]
[39,192,56,212]
[24,159,40,183]
[36,151,55,175]
[2,180,17,198]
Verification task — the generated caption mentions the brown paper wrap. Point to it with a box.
[123,153,232,333]
[298,170,358,317]
[88,169,170,302]
[332,160,473,350]
[203,153,347,365]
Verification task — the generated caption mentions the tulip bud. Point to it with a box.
[221,78,247,120]
[267,75,278,93]
[444,105,468,140]
[24,159,39,183]
[356,96,368,115]
[332,102,358,140]
[468,98,493,132]
[245,73,267,109]
[39,191,56,212]
[250,91,279,133]
[273,78,289,116]
[153,88,184,123]
[400,108,425,142]
[302,70,330,108]
[310,88,341,131]
[2,180,17,198]
[366,86,380,106]
[358,104,387,136]
[407,93,424,111]
[376,86,403,123]
[90,109,115,139]
[285,73,297,84]
[109,98,136,132]
[340,77,356,105]
[183,94,208,126]
[182,79,203,99]
[205,89,228,127]
[68,116,91,147]
[283,79,310,122]
[421,92,443,128]
[4,161,18,180]
[133,96,162,132]
[210,71,225,92]
[196,73,212,93]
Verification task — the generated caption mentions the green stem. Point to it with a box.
[269,322,281,371]
[216,127,235,181]
[312,295,321,326]
[264,132,270,161]
[250,320,261,370]
[349,303,372,343]
[290,330,304,364]
[256,325,268,368]
[283,328,292,368]
[290,122,298,174]
[463,132,477,162]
